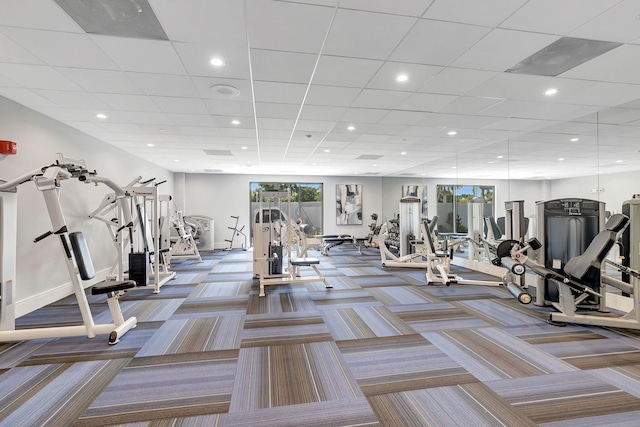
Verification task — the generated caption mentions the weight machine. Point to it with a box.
[88,177,177,293]
[0,153,137,344]
[166,210,202,262]
[498,213,640,329]
[252,189,330,297]
[379,197,428,268]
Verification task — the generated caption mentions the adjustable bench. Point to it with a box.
[259,256,331,297]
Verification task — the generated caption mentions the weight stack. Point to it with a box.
[269,244,283,275]
[128,252,149,286]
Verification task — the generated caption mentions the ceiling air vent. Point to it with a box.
[209,84,241,99]
[203,149,233,156]
[506,37,621,76]
[54,0,168,40]
[399,173,416,176]
[356,154,383,160]
[203,168,223,173]
[363,172,381,175]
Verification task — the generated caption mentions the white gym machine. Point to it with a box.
[379,197,429,269]
[252,189,330,297]
[0,152,137,344]
[166,210,202,263]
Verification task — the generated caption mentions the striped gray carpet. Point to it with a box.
[2,247,640,425]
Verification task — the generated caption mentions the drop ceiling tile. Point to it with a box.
[96,123,147,133]
[253,81,307,104]
[395,92,457,112]
[94,93,161,112]
[452,29,559,71]
[340,0,431,16]
[0,64,81,90]
[500,0,620,35]
[257,117,296,130]
[390,19,491,66]
[90,35,186,74]
[0,0,82,31]
[254,102,298,119]
[126,72,198,97]
[367,62,442,92]
[313,55,382,87]
[364,123,409,135]
[150,0,247,45]
[33,90,109,109]
[167,113,216,126]
[484,117,559,132]
[438,96,503,115]
[0,87,58,108]
[466,72,551,99]
[296,120,335,132]
[561,44,640,85]
[570,0,640,43]
[596,108,640,125]
[423,0,527,27]
[192,76,252,102]
[31,107,87,122]
[250,49,317,84]
[398,126,446,137]
[561,82,640,107]
[416,113,502,129]
[299,105,346,121]
[1,27,117,69]
[340,107,389,123]
[173,43,250,79]
[149,96,208,114]
[58,68,141,93]
[352,89,410,109]
[418,68,498,96]
[323,9,417,60]
[0,31,45,65]
[246,0,335,53]
[205,99,254,117]
[378,110,429,125]
[305,85,361,107]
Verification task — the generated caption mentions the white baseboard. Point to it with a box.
[15,268,113,318]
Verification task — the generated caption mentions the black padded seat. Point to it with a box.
[563,213,629,283]
[290,257,320,266]
[92,280,136,295]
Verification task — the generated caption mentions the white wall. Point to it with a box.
[182,173,383,247]
[0,96,173,316]
[551,170,640,214]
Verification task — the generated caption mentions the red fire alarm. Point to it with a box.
[0,140,17,155]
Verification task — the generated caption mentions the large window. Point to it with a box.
[436,185,494,233]
[250,182,323,236]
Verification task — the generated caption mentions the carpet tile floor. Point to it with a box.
[1,247,640,425]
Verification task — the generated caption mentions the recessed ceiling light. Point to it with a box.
[487,161,495,164]
[400,152,406,155]
[210,57,225,67]
[544,88,558,96]
[451,166,457,169]
[347,125,355,131]
[147,143,154,147]
[570,137,579,142]
[231,119,241,125]
[396,74,408,82]
[241,146,247,150]
[497,155,504,159]
[324,149,330,153]
[372,164,378,167]
[447,131,457,136]
[173,159,180,162]
[96,113,107,119]
[558,157,564,161]
[616,159,623,163]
